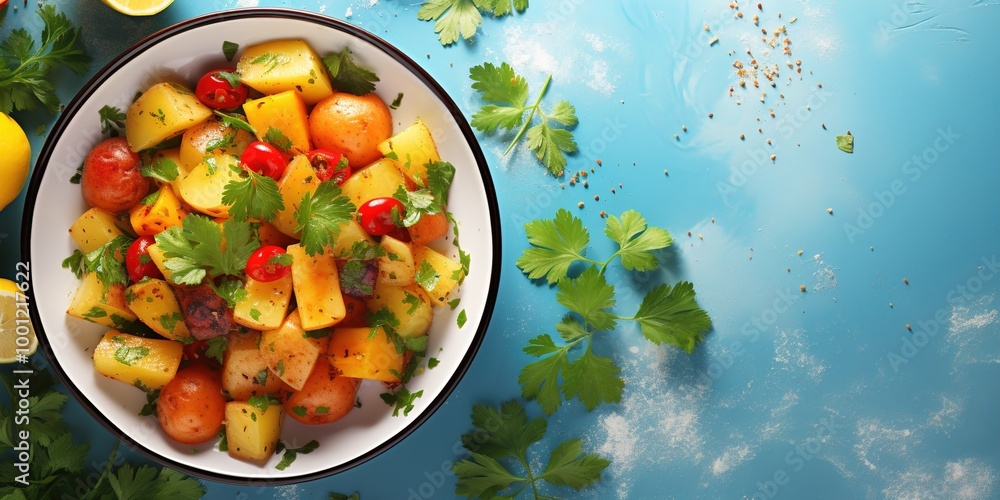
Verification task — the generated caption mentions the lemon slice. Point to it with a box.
[101,0,174,16]
[0,278,37,364]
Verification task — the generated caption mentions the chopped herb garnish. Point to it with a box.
[322,46,379,96]
[222,41,240,62]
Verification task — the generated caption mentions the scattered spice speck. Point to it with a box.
[577,202,584,209]
[906,323,912,331]
[903,278,909,286]
[797,250,803,256]
[826,208,834,214]
[800,285,807,293]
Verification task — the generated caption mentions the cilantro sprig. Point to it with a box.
[418,0,528,46]
[99,105,126,137]
[392,161,455,227]
[154,215,257,285]
[452,400,609,498]
[221,167,285,222]
[295,181,356,256]
[516,209,711,415]
[0,5,90,114]
[62,235,132,290]
[470,62,578,176]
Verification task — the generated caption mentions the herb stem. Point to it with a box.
[83,441,118,500]
[515,451,541,499]
[503,74,553,156]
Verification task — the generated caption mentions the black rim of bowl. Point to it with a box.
[20,7,501,486]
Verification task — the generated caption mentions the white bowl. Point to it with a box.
[21,8,500,484]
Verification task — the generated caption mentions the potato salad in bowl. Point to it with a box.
[22,9,499,484]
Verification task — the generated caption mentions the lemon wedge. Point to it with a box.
[0,278,37,364]
[101,0,174,16]
[0,112,30,213]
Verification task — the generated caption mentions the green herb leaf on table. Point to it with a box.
[630,281,712,353]
[516,208,590,284]
[295,181,356,256]
[322,46,379,96]
[470,62,577,175]
[222,169,285,222]
[418,0,528,46]
[452,400,608,498]
[837,133,854,153]
[604,210,673,272]
[329,493,361,500]
[0,5,90,114]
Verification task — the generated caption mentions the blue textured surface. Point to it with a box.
[2,1,1000,498]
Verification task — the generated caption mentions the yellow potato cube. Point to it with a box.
[271,155,320,238]
[126,82,213,152]
[339,157,407,208]
[236,39,335,105]
[413,245,465,306]
[377,120,441,183]
[125,279,191,341]
[93,330,183,390]
[233,274,293,331]
[146,243,172,282]
[66,273,137,328]
[179,118,256,172]
[69,208,124,253]
[377,235,415,286]
[287,244,346,330]
[366,282,433,338]
[129,185,186,236]
[259,309,326,391]
[223,331,285,401]
[327,327,404,383]
[225,401,283,463]
[178,154,243,218]
[243,90,311,155]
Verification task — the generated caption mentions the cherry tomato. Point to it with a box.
[357,197,405,236]
[246,245,291,282]
[307,148,351,185]
[125,236,163,283]
[182,340,207,362]
[240,141,288,180]
[194,69,249,109]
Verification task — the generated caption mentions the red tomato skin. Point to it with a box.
[125,236,164,283]
[194,69,249,109]
[240,141,288,180]
[246,245,291,282]
[357,197,404,236]
[307,148,351,185]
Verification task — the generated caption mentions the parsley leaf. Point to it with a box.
[221,168,285,222]
[0,5,90,114]
[418,0,528,46]
[414,260,440,291]
[604,210,673,271]
[295,181,356,256]
[141,156,180,183]
[222,40,239,62]
[204,336,228,364]
[154,215,257,285]
[84,235,132,291]
[211,277,248,308]
[837,133,855,153]
[275,440,319,471]
[114,345,150,366]
[322,47,379,96]
[516,208,589,284]
[630,282,712,353]
[262,126,293,152]
[99,105,126,137]
[392,161,455,227]
[470,63,577,175]
[61,249,85,279]
[379,387,423,417]
[213,110,257,135]
[452,400,608,498]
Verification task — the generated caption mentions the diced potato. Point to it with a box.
[407,211,449,246]
[258,221,298,248]
[259,309,326,391]
[330,219,375,257]
[271,155,320,237]
[126,82,213,152]
[225,400,282,463]
[125,279,191,341]
[242,90,311,155]
[128,186,186,236]
[179,118,256,172]
[287,244,346,330]
[178,154,243,218]
[233,274,293,331]
[222,331,284,400]
[69,208,124,253]
[366,282,433,338]
[327,327,404,383]
[67,273,137,328]
[376,120,441,183]
[236,39,335,105]
[93,330,183,390]
[413,245,465,306]
[340,157,407,208]
[377,235,415,286]
[146,243,172,282]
